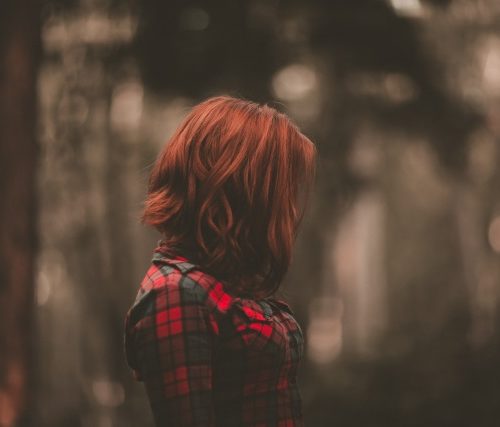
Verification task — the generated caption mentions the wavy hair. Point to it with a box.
[140,95,317,299]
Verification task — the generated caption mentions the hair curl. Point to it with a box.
[141,95,317,299]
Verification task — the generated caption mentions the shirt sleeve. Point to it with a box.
[125,280,218,426]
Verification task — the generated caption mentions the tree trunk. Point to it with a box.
[0,1,40,425]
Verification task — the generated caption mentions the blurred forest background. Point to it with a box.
[1,0,500,426]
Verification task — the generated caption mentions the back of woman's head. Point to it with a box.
[141,95,317,299]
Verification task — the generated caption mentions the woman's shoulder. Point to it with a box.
[130,244,302,352]
[141,245,237,315]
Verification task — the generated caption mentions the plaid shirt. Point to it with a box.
[124,242,305,426]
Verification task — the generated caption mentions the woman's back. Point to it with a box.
[124,241,305,426]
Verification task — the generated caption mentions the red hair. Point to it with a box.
[141,95,317,299]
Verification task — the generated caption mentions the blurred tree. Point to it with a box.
[134,0,277,101]
[0,0,41,426]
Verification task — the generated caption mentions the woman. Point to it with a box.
[124,95,317,426]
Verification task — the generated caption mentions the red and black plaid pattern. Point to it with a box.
[124,242,305,426]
